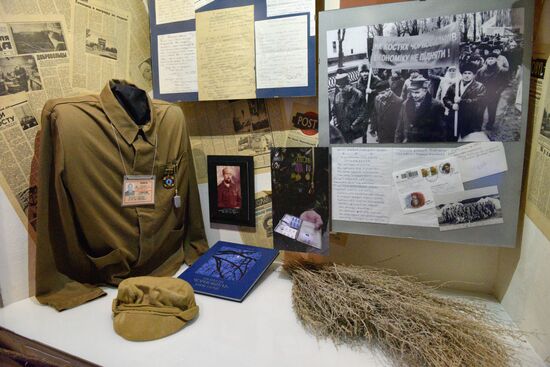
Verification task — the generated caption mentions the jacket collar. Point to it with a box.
[99,80,156,146]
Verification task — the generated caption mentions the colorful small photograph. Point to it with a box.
[216,165,241,210]
[271,148,330,254]
[439,162,452,174]
[405,192,426,209]
[208,155,255,227]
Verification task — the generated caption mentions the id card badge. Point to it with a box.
[121,175,155,207]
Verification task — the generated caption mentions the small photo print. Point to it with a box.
[405,192,427,209]
[0,55,42,95]
[216,165,242,210]
[10,22,67,54]
[85,29,118,60]
[435,186,503,231]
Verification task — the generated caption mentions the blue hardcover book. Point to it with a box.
[179,241,279,302]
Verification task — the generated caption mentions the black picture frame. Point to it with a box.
[207,155,255,227]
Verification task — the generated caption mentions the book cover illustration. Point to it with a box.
[179,241,279,302]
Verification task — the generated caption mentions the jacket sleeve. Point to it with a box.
[179,108,209,265]
[35,101,106,311]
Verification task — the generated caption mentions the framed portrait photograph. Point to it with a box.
[207,156,255,227]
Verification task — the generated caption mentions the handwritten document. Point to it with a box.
[446,142,508,182]
[266,0,316,35]
[157,32,198,94]
[155,0,195,25]
[196,5,256,100]
[332,148,449,227]
[255,15,308,90]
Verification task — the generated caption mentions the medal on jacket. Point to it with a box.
[162,167,176,189]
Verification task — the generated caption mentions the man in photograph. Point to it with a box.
[332,72,365,143]
[355,62,383,137]
[372,80,402,143]
[400,69,421,100]
[394,77,446,143]
[476,52,508,130]
[443,63,487,140]
[218,167,241,209]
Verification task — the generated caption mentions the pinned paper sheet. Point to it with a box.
[155,0,195,25]
[446,142,508,182]
[196,5,256,100]
[255,15,309,89]
[266,0,316,35]
[157,32,198,94]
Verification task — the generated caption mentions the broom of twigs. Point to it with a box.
[285,262,523,367]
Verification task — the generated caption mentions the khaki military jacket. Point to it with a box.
[36,80,208,311]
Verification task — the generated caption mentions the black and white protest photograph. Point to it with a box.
[85,29,118,60]
[435,186,503,231]
[326,7,525,144]
[10,22,67,54]
[0,55,42,96]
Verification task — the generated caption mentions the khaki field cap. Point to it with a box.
[112,277,199,341]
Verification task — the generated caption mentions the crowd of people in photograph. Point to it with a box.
[329,33,523,143]
[439,198,499,225]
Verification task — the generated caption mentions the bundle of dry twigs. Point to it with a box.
[285,262,521,367]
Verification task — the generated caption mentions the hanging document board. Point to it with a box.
[149,0,316,102]
[318,0,534,247]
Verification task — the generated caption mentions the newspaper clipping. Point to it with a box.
[0,16,73,225]
[240,191,273,248]
[0,0,73,32]
[1,17,73,121]
[526,57,550,240]
[71,0,131,92]
[0,93,39,222]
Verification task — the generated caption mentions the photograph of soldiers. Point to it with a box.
[436,190,503,231]
[0,55,42,96]
[326,7,525,144]
[217,166,242,210]
[394,77,446,143]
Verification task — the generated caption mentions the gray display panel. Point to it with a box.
[319,0,534,247]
